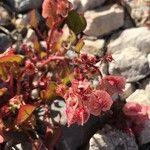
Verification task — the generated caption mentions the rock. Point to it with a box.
[24,28,37,43]
[56,116,102,150]
[84,4,124,37]
[126,89,150,106]
[108,47,150,82]
[148,54,150,67]
[36,99,67,126]
[5,140,47,150]
[139,121,150,145]
[123,0,150,26]
[123,11,135,29]
[0,6,11,26]
[121,83,136,99]
[69,0,81,10]
[5,141,32,150]
[80,0,106,11]
[81,39,105,56]
[0,33,12,53]
[108,27,150,54]
[87,125,138,150]
[50,99,67,126]
[5,0,43,13]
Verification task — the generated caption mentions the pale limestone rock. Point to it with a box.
[84,4,124,37]
[108,47,150,82]
[108,27,150,55]
[123,0,150,26]
[88,125,138,150]
[81,39,105,56]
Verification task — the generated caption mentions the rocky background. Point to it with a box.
[0,0,150,150]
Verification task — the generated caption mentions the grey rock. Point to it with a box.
[0,33,12,53]
[5,141,32,150]
[0,6,11,26]
[126,89,150,106]
[84,4,124,37]
[87,125,138,150]
[56,116,101,150]
[80,0,107,11]
[69,0,81,10]
[81,39,105,56]
[121,83,136,99]
[5,0,43,13]
[123,0,150,26]
[50,99,67,126]
[108,47,150,82]
[108,27,150,55]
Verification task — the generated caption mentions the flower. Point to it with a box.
[71,79,91,94]
[123,102,150,124]
[0,135,4,143]
[42,0,72,26]
[66,104,90,126]
[88,90,113,116]
[64,79,114,126]
[100,75,126,96]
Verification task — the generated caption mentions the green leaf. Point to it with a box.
[66,10,87,34]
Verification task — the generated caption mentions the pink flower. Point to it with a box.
[123,102,150,124]
[65,89,89,126]
[88,90,113,116]
[71,79,91,94]
[66,105,90,126]
[0,135,4,143]
[56,84,68,97]
[100,75,126,96]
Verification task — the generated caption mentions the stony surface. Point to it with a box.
[81,39,105,56]
[0,33,12,53]
[50,99,67,126]
[123,0,150,26]
[108,47,150,82]
[126,89,150,106]
[121,83,136,99]
[84,4,124,37]
[0,6,11,26]
[87,125,138,150]
[108,27,150,55]
[56,116,101,150]
[80,0,107,11]
[0,0,150,149]
[5,0,43,13]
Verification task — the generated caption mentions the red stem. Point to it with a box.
[10,73,14,97]
[37,56,65,68]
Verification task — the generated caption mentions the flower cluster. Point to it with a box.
[0,0,129,148]
[123,102,150,125]
[57,75,126,126]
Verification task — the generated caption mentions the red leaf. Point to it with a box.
[16,104,36,125]
[42,0,72,27]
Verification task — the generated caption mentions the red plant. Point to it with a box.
[0,0,143,149]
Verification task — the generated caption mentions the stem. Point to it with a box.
[35,27,45,41]
[10,73,14,97]
[87,63,103,79]
[37,56,65,68]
